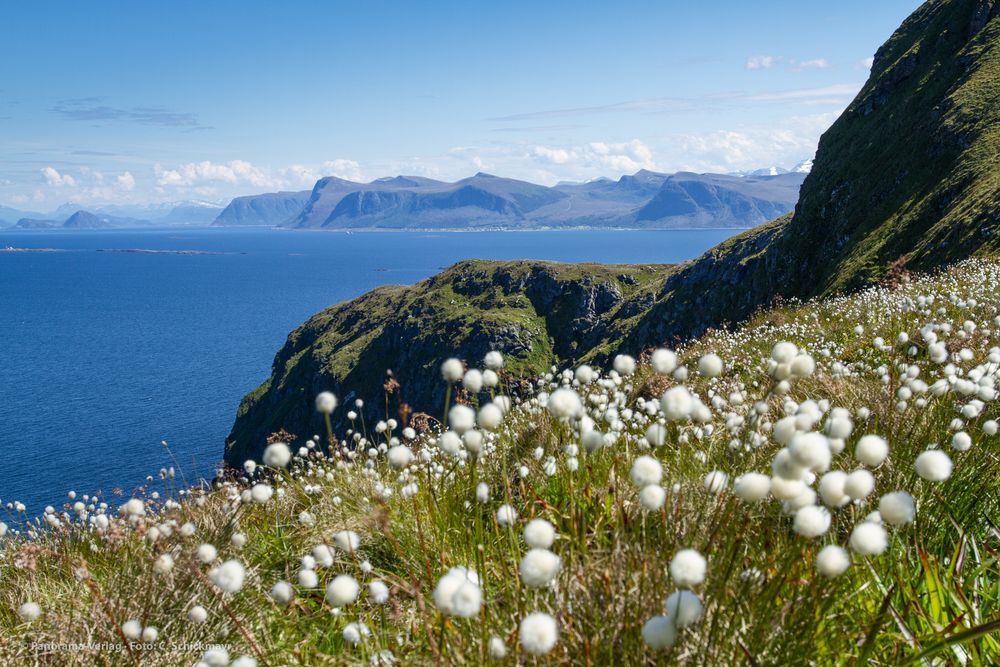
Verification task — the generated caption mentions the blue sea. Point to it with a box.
[0,227,736,516]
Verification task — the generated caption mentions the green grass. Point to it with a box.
[3,257,999,665]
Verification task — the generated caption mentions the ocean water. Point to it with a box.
[0,227,736,516]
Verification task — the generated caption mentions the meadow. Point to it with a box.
[2,258,998,666]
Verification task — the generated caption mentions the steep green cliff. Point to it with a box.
[226,261,668,463]
[227,0,999,465]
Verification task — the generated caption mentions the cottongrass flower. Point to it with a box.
[231,657,258,667]
[914,449,953,481]
[476,482,490,503]
[122,619,141,639]
[250,483,273,504]
[368,580,390,604]
[209,560,246,593]
[651,348,678,375]
[202,646,230,666]
[519,612,558,655]
[639,484,666,511]
[270,581,294,605]
[670,549,706,587]
[878,491,916,526]
[733,473,770,502]
[196,543,218,564]
[951,431,972,451]
[661,386,694,421]
[698,353,724,377]
[523,518,556,548]
[463,369,483,393]
[188,605,208,624]
[298,569,318,588]
[432,567,481,618]
[496,504,518,526]
[855,435,889,467]
[343,622,370,645]
[519,548,561,588]
[815,545,851,577]
[548,388,583,419]
[441,358,464,382]
[478,403,503,430]
[703,470,728,493]
[849,522,888,556]
[262,442,292,468]
[793,505,831,538]
[326,575,360,607]
[484,350,504,370]
[818,471,850,508]
[387,445,414,470]
[153,553,175,574]
[333,530,360,552]
[843,469,875,500]
[449,404,476,433]
[664,589,703,627]
[142,626,158,641]
[489,636,507,659]
[613,354,636,376]
[315,391,338,415]
[630,455,663,487]
[642,615,677,650]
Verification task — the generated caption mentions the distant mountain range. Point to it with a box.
[1,164,809,231]
[211,168,807,230]
[0,201,224,229]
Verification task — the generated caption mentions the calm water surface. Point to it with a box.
[0,227,736,515]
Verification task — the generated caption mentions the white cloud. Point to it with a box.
[42,166,76,187]
[531,145,572,164]
[860,56,875,69]
[529,140,657,176]
[320,159,364,182]
[116,171,136,191]
[746,55,781,70]
[796,58,831,70]
[154,160,277,189]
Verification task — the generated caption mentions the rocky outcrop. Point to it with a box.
[225,261,668,465]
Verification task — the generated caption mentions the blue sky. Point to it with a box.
[0,0,922,209]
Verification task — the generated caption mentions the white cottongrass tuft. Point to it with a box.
[262,442,292,468]
[489,636,507,659]
[793,505,831,538]
[388,445,414,470]
[669,549,706,587]
[484,350,504,370]
[815,545,851,577]
[698,353,724,377]
[441,358,464,382]
[523,518,556,548]
[548,388,583,419]
[664,589,703,627]
[855,435,889,467]
[843,469,875,500]
[849,522,888,556]
[519,548,562,588]
[250,483,273,504]
[368,581,390,604]
[432,567,481,618]
[333,530,360,553]
[613,354,636,376]
[209,560,246,593]
[630,455,663,487]
[651,348,678,375]
[878,491,916,526]
[639,484,666,511]
[496,504,518,526]
[196,543,217,564]
[951,431,972,451]
[914,449,952,481]
[519,612,558,655]
[733,473,771,502]
[315,391,337,415]
[325,575,360,607]
[703,470,728,493]
[642,615,677,650]
[269,581,294,605]
[661,386,694,421]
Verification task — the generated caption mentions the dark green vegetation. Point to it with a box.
[227,0,999,465]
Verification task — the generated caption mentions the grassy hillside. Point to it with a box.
[3,258,999,665]
[226,260,670,465]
